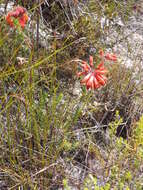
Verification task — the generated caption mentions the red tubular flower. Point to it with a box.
[99,49,104,57]
[77,56,108,90]
[99,50,117,62]
[105,53,117,61]
[6,14,14,27]
[6,6,28,29]
[18,13,28,29]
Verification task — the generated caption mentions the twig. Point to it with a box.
[32,163,58,177]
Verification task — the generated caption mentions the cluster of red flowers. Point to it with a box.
[77,51,117,90]
[6,6,28,29]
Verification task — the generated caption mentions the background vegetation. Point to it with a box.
[0,0,143,189]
